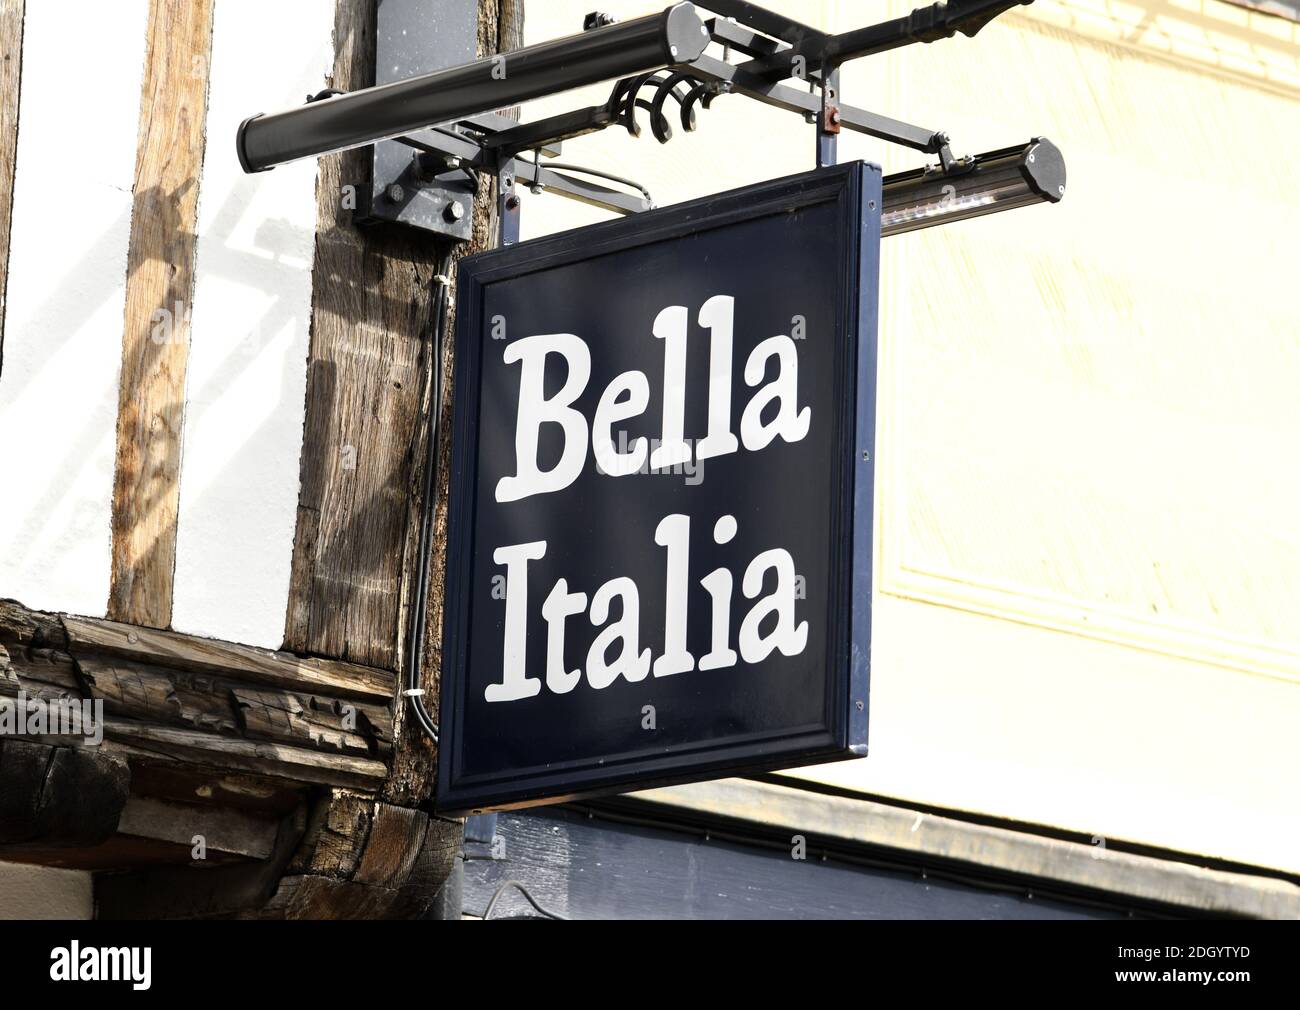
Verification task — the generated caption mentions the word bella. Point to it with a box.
[495,294,810,503]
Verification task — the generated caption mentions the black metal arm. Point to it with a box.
[235,0,1056,229]
[237,4,710,173]
[703,0,1033,79]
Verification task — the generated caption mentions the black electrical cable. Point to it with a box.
[403,160,650,750]
[542,161,655,207]
[404,262,453,745]
[403,160,651,751]
[482,880,566,920]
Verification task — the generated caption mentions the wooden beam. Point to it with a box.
[0,0,21,369]
[116,794,278,860]
[101,720,387,789]
[247,790,463,919]
[2,601,394,790]
[383,0,523,808]
[94,800,308,919]
[63,612,395,701]
[107,0,215,627]
[281,0,441,672]
[0,739,130,846]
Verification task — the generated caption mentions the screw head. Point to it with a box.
[385,183,405,203]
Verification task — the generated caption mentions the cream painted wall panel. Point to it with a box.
[871,8,1300,651]
[524,1,1300,870]
[785,592,1300,875]
[171,0,334,648]
[820,3,1300,870]
[0,1,149,617]
[0,862,91,920]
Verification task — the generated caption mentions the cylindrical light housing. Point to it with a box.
[881,137,1065,237]
[237,3,710,173]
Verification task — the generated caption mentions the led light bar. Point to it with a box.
[237,3,710,173]
[881,137,1065,237]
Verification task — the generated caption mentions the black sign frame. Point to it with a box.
[436,161,881,814]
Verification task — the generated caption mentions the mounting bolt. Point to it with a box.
[413,151,449,182]
[443,201,464,223]
[505,194,521,211]
[385,183,405,204]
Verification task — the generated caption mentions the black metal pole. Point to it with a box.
[237,3,711,173]
[816,65,840,168]
[726,0,1033,80]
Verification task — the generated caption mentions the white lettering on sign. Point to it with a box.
[493,295,809,504]
[483,295,812,703]
[483,513,808,702]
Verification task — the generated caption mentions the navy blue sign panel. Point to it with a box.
[437,162,881,814]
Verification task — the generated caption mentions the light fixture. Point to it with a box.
[881,138,1065,237]
[236,3,710,173]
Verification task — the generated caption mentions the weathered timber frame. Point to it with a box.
[0,599,460,917]
[0,0,522,918]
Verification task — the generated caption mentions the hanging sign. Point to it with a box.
[436,162,882,813]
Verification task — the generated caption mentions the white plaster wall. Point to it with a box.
[0,1,150,617]
[521,0,1300,873]
[0,862,91,920]
[170,0,335,648]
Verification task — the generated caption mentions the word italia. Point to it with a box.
[485,511,807,702]
[495,294,809,503]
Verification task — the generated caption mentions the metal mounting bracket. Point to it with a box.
[353,0,479,239]
[238,1,1061,244]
